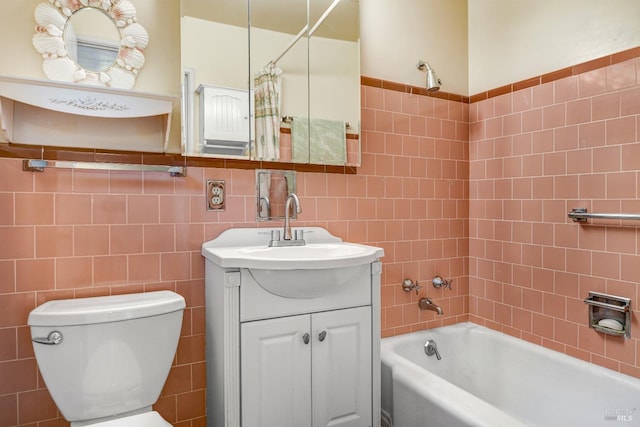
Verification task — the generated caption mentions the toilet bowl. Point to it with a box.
[28,291,186,426]
[76,411,170,426]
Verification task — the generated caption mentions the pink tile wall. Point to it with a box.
[354,86,469,336]
[4,53,639,425]
[0,83,469,426]
[469,57,640,378]
[0,163,210,427]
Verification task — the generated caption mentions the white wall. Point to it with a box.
[468,0,640,95]
[1,0,182,151]
[4,1,640,116]
[360,0,640,96]
[360,0,469,96]
[182,18,249,90]
[0,1,51,80]
[182,18,361,127]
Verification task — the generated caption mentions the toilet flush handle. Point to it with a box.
[32,331,63,345]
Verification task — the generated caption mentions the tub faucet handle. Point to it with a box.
[424,339,441,360]
[402,279,421,294]
[432,275,452,290]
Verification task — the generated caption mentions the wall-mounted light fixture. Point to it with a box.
[417,60,441,92]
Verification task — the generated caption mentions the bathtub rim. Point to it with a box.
[382,321,640,387]
[381,322,528,427]
[380,321,640,427]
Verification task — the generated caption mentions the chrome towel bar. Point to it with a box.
[23,159,186,177]
[568,208,640,222]
[281,116,352,129]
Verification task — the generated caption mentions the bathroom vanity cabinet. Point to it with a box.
[201,227,383,427]
[241,306,371,427]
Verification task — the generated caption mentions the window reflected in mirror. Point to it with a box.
[64,8,121,72]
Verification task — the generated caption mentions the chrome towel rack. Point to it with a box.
[568,208,640,223]
[23,159,186,177]
[281,116,352,129]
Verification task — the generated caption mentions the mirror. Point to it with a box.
[180,0,361,166]
[180,0,250,157]
[250,0,309,162]
[256,169,297,221]
[64,8,120,72]
[33,1,148,89]
[309,0,361,166]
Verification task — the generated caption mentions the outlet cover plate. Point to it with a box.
[207,180,225,211]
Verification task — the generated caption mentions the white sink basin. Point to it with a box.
[247,264,368,298]
[208,242,380,270]
[201,227,384,298]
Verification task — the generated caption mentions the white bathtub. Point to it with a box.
[381,322,640,427]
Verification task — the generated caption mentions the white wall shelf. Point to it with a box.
[0,75,176,153]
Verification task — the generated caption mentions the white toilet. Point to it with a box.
[28,291,186,426]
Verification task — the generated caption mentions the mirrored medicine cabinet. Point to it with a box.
[180,0,361,167]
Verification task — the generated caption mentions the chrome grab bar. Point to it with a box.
[584,293,630,313]
[23,159,186,177]
[568,208,640,222]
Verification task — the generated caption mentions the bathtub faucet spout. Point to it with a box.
[418,297,443,315]
[424,339,441,360]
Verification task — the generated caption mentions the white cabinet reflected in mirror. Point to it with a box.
[180,0,360,166]
[181,0,250,158]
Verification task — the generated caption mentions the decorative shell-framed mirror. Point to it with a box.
[32,0,148,89]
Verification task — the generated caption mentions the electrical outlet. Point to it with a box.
[207,180,225,211]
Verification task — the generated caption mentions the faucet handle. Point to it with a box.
[432,275,452,290]
[424,339,441,360]
[402,279,421,294]
[294,229,304,240]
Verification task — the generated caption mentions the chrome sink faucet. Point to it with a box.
[269,193,305,247]
[259,195,271,219]
[284,193,301,240]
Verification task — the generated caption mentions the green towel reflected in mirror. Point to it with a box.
[291,117,346,165]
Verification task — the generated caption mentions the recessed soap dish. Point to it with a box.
[584,291,631,339]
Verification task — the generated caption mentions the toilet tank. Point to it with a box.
[28,291,186,423]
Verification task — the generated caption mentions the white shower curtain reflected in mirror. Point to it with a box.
[253,64,282,160]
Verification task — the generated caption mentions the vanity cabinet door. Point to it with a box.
[312,306,372,427]
[240,307,372,427]
[241,314,312,427]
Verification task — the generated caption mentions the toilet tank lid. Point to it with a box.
[28,291,186,327]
